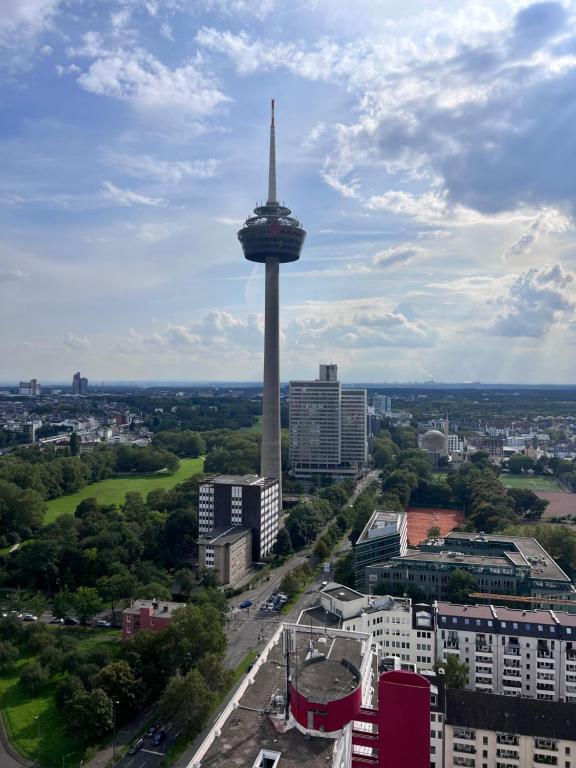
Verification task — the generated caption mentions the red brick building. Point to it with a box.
[121,599,184,641]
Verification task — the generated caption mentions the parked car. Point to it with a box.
[21,614,38,622]
[128,739,144,755]
[50,616,65,624]
[95,619,111,627]
[146,723,160,738]
[64,616,80,626]
[238,599,253,609]
[151,730,165,747]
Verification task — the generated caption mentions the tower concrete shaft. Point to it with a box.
[238,100,306,497]
[261,257,281,486]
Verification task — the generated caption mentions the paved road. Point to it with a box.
[224,470,380,667]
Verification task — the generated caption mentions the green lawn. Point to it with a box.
[44,457,204,523]
[499,474,564,492]
[0,629,121,768]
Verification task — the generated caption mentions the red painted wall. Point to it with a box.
[122,606,172,640]
[290,679,363,733]
[377,671,430,768]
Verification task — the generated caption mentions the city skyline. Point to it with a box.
[2,1,576,383]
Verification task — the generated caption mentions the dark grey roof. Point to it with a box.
[446,689,576,740]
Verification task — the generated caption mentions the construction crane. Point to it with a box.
[468,592,576,608]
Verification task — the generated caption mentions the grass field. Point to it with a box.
[0,628,120,768]
[498,474,564,492]
[44,456,204,523]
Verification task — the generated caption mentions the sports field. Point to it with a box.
[407,506,465,545]
[498,474,564,492]
[44,456,204,523]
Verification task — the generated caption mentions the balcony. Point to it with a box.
[534,739,558,752]
[497,749,519,760]
[502,679,522,689]
[503,669,521,678]
[446,639,460,650]
[504,646,520,657]
[454,744,476,755]
[537,650,553,659]
[497,735,519,746]
[566,649,576,661]
[454,728,475,741]
[533,756,558,766]
[453,757,475,768]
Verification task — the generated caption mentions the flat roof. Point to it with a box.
[123,599,184,618]
[322,585,365,602]
[298,606,342,629]
[199,525,252,546]
[445,533,571,582]
[436,602,495,620]
[205,474,278,486]
[193,625,368,768]
[357,509,405,545]
[394,552,513,567]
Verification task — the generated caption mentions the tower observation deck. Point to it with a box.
[238,100,306,495]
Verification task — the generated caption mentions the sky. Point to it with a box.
[1,0,576,384]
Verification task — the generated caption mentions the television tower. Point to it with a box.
[238,100,306,497]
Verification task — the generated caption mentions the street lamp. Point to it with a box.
[112,700,119,759]
[34,715,40,765]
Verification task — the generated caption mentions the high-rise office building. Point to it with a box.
[72,372,88,395]
[373,394,392,415]
[18,379,40,396]
[289,364,368,478]
[198,475,279,562]
[237,101,306,502]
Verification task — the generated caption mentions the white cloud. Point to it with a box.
[490,263,575,338]
[108,153,218,182]
[101,181,166,207]
[75,46,228,116]
[63,333,90,351]
[0,268,29,282]
[0,0,61,41]
[372,244,427,270]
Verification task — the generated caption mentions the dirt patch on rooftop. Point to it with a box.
[407,507,465,546]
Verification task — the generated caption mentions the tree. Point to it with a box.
[52,589,74,620]
[66,688,113,742]
[164,604,226,676]
[440,653,469,689]
[72,587,103,625]
[0,641,18,671]
[91,661,142,717]
[97,573,137,617]
[507,488,548,520]
[69,432,80,456]
[159,668,216,736]
[447,569,477,604]
[273,528,292,558]
[507,454,535,475]
[427,525,441,539]
[20,662,49,692]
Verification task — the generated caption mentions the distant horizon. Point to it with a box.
[3,379,576,390]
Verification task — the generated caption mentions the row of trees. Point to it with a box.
[0,595,230,746]
[0,444,181,538]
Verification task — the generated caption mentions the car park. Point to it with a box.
[128,738,144,755]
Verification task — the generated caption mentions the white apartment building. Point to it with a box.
[315,583,435,670]
[289,364,367,478]
[436,602,576,703]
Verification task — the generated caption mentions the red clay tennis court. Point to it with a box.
[407,506,465,546]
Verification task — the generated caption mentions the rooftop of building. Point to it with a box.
[444,532,572,583]
[356,509,406,545]
[204,474,278,487]
[446,689,576,741]
[390,551,517,568]
[198,525,252,546]
[322,584,366,602]
[189,624,370,768]
[122,599,184,618]
[437,602,576,627]
[297,606,342,629]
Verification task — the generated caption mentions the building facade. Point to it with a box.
[373,395,392,416]
[198,474,279,562]
[289,364,367,479]
[366,532,575,604]
[197,525,252,586]
[18,379,40,396]
[122,599,183,640]
[354,510,408,591]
